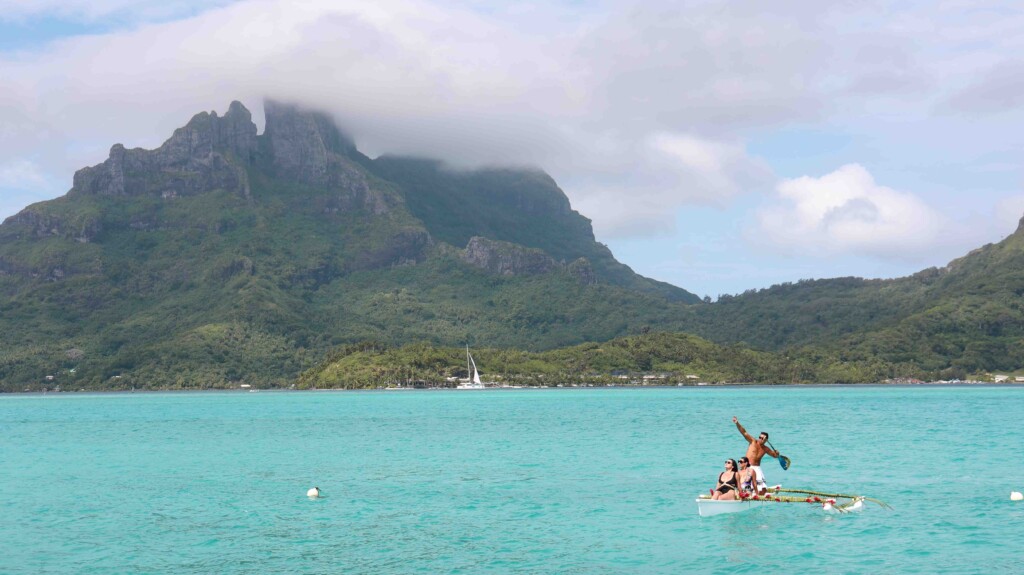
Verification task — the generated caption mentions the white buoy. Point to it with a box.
[307,487,321,498]
[1011,491,1023,501]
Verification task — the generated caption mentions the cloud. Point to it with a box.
[994,195,1024,233]
[943,60,1024,115]
[0,0,866,226]
[647,133,772,202]
[571,134,772,238]
[0,0,1021,242]
[0,159,47,189]
[755,164,948,259]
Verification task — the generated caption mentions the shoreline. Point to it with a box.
[4,381,1023,396]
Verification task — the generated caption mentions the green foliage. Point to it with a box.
[297,332,893,389]
[686,230,1024,375]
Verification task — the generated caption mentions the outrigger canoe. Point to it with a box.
[696,487,890,517]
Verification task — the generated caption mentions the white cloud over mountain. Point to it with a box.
[2,0,1024,289]
[0,1,956,226]
[756,164,947,258]
[574,133,772,238]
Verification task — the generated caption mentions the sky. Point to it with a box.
[2,0,1023,298]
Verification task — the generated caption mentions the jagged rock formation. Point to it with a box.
[264,100,392,215]
[567,258,597,285]
[459,236,598,285]
[4,209,102,242]
[460,236,559,276]
[70,102,256,200]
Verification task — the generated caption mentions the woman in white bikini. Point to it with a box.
[737,457,755,496]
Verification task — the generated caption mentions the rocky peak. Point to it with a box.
[263,99,356,184]
[69,101,256,199]
[218,101,259,161]
[154,105,258,166]
[262,99,389,214]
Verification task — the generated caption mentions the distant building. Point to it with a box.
[994,374,1009,382]
[1015,376,1024,383]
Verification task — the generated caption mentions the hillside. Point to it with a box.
[689,221,1024,377]
[296,332,897,389]
[0,100,700,391]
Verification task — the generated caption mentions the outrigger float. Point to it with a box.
[697,487,892,517]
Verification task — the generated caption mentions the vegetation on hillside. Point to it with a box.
[369,157,698,302]
[686,230,1024,377]
[296,332,910,389]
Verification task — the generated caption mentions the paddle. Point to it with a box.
[766,440,791,470]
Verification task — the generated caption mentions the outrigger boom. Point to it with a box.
[697,487,891,517]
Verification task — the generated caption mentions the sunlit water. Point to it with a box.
[2,386,1023,574]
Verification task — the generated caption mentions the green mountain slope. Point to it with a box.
[689,224,1024,376]
[369,157,696,302]
[0,100,699,391]
[297,332,894,389]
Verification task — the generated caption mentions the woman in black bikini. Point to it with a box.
[712,459,739,500]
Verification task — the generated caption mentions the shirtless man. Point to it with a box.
[733,416,779,495]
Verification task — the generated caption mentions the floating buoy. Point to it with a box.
[307,487,321,498]
[1011,491,1023,501]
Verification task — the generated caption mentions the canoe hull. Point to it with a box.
[696,497,773,517]
[696,494,867,516]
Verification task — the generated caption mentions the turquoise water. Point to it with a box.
[2,386,1024,574]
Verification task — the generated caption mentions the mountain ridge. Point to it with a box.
[0,99,701,390]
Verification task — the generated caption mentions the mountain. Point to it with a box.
[688,220,1024,377]
[0,100,700,390]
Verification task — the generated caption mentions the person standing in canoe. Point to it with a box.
[733,416,779,495]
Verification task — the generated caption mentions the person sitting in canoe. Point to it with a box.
[711,459,740,500]
[737,457,755,495]
[733,417,779,495]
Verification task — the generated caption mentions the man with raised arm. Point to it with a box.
[732,416,779,495]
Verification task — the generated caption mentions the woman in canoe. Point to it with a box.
[737,457,756,496]
[712,459,740,500]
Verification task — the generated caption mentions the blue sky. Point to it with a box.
[2,1,1023,298]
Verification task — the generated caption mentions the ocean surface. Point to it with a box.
[2,386,1023,574]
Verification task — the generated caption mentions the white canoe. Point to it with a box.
[696,497,774,517]
[696,494,867,517]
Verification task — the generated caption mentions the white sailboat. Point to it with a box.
[456,345,485,389]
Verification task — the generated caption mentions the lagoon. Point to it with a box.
[2,386,1023,573]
